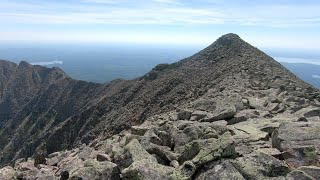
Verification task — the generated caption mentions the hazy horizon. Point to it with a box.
[1,42,320,88]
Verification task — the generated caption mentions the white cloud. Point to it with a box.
[0,1,319,27]
[312,75,320,79]
[0,0,320,48]
[274,57,320,66]
[30,61,63,66]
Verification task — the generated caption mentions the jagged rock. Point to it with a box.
[242,98,249,105]
[177,110,192,120]
[233,122,269,142]
[175,138,217,163]
[297,166,320,179]
[169,161,196,180]
[170,160,179,168]
[116,139,157,170]
[190,111,214,121]
[31,165,58,180]
[192,99,217,111]
[121,139,174,180]
[78,146,94,161]
[256,148,281,157]
[260,122,280,135]
[267,103,280,112]
[169,124,200,147]
[192,132,237,168]
[195,161,245,180]
[287,170,314,180]
[47,156,59,166]
[122,160,174,180]
[268,94,282,103]
[296,107,320,118]
[96,153,111,162]
[143,143,180,163]
[175,140,201,163]
[60,170,69,180]
[142,130,163,145]
[204,105,237,122]
[56,155,84,175]
[231,152,290,179]
[69,159,120,180]
[272,122,320,152]
[14,160,40,179]
[34,151,47,166]
[227,110,251,125]
[14,161,59,180]
[247,97,267,110]
[131,125,152,136]
[0,166,15,180]
[155,130,174,147]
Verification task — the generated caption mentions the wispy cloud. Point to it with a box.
[0,0,320,48]
[0,1,320,27]
[275,57,320,66]
[30,61,63,66]
[312,75,320,79]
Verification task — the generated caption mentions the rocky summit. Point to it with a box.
[0,33,320,180]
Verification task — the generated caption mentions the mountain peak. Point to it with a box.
[18,61,31,68]
[218,33,241,40]
[214,33,246,47]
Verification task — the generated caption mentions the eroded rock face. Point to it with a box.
[1,33,320,179]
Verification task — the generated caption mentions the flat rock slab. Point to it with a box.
[272,122,320,151]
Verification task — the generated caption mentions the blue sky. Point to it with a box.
[0,0,320,50]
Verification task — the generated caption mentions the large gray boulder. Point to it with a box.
[271,122,320,167]
[0,166,15,180]
[195,161,245,180]
[69,160,120,180]
[192,132,237,168]
[121,139,175,180]
[230,152,290,179]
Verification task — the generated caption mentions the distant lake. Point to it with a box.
[0,43,319,88]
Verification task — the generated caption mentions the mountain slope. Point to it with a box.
[0,34,319,179]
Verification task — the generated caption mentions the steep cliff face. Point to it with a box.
[0,60,70,128]
[0,33,319,177]
[0,61,105,165]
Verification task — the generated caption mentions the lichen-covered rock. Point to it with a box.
[0,166,16,180]
[272,122,320,167]
[169,161,196,180]
[175,138,217,163]
[97,153,111,162]
[131,125,153,136]
[297,166,320,180]
[230,152,290,179]
[177,110,192,120]
[195,161,245,180]
[69,159,120,180]
[115,139,157,170]
[286,170,314,180]
[192,132,237,168]
[122,160,175,180]
[272,122,320,151]
[190,111,214,121]
[247,97,267,110]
